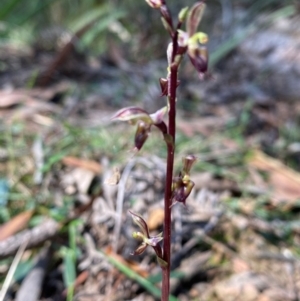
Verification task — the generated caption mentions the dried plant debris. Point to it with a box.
[1,6,300,298]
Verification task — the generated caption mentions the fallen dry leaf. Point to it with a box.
[0,90,32,108]
[62,156,102,174]
[68,167,95,194]
[0,82,70,108]
[0,210,34,241]
[147,208,164,231]
[232,258,250,273]
[177,116,226,137]
[247,149,300,203]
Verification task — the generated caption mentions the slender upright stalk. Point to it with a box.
[115,2,208,300]
[161,30,179,301]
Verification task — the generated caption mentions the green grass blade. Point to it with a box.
[210,4,296,68]
[0,0,23,20]
[69,4,113,32]
[61,247,76,301]
[99,249,180,301]
[209,27,254,68]
[81,10,126,47]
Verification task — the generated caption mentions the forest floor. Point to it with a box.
[1,43,300,301]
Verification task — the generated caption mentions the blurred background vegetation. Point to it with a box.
[1,1,300,300]
[0,0,296,62]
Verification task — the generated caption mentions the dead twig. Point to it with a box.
[15,245,50,301]
[0,219,59,259]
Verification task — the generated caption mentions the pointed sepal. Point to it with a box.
[131,242,148,255]
[186,1,206,37]
[129,211,164,258]
[129,210,150,238]
[111,107,152,124]
[182,154,197,176]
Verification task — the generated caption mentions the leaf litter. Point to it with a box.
[1,48,300,301]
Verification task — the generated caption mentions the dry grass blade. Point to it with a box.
[247,149,300,203]
[32,136,44,185]
[62,156,102,174]
[0,219,59,259]
[0,240,28,301]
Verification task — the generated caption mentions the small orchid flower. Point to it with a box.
[171,155,197,206]
[129,211,166,266]
[112,106,167,151]
[171,176,195,206]
[177,1,209,79]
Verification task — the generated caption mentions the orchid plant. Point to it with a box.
[112,1,208,300]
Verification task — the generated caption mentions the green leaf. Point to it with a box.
[13,259,34,282]
[62,248,76,286]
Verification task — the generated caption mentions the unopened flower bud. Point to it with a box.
[160,4,173,35]
[145,0,163,8]
[178,7,189,23]
[161,17,173,36]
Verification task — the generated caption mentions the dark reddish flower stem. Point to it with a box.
[161,27,180,301]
